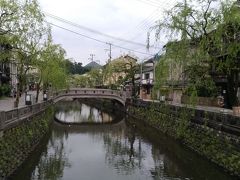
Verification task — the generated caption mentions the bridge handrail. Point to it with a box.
[53,88,127,97]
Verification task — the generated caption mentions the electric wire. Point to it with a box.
[115,0,177,47]
[47,22,156,56]
[134,0,162,7]
[45,12,153,48]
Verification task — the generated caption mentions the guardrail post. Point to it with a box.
[0,111,6,138]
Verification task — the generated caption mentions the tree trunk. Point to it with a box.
[131,75,135,97]
[226,70,239,108]
[35,78,42,103]
[14,91,20,108]
[35,83,40,103]
[14,79,23,108]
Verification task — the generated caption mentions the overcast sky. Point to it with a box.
[38,0,177,65]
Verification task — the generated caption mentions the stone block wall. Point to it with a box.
[181,95,219,107]
[0,107,53,179]
[127,100,240,176]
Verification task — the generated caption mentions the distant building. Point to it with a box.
[136,55,160,100]
[103,55,138,87]
[0,43,18,90]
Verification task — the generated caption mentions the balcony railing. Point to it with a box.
[141,79,153,85]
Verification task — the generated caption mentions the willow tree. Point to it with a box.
[0,0,20,40]
[0,0,17,60]
[0,0,48,106]
[35,35,67,102]
[103,55,138,95]
[103,60,126,87]
[87,68,103,88]
[210,1,240,107]
[0,0,20,90]
[14,0,48,106]
[150,0,239,108]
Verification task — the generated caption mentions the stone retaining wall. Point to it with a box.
[181,95,219,107]
[127,100,240,177]
[0,107,53,179]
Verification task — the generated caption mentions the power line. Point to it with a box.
[115,0,177,47]
[118,8,161,39]
[47,22,155,56]
[45,12,156,48]
[135,0,176,8]
[134,0,162,7]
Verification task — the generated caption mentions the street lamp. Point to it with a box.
[43,90,48,101]
[25,93,32,105]
[0,70,2,86]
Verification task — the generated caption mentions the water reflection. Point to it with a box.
[11,101,237,180]
[55,100,113,124]
[103,126,145,175]
[32,131,71,180]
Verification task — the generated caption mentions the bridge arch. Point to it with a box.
[53,88,128,106]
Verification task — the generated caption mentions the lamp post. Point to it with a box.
[0,70,2,86]
[223,89,227,108]
[140,60,143,99]
[25,93,32,105]
[43,90,48,101]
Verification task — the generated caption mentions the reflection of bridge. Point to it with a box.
[53,88,130,105]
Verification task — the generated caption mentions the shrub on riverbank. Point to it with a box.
[0,84,11,97]
[0,107,53,178]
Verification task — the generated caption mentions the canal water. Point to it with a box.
[12,100,237,180]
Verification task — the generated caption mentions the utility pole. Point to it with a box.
[106,42,112,63]
[89,54,95,62]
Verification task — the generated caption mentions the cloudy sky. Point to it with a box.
[38,0,177,65]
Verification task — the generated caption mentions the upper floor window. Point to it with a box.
[145,73,150,80]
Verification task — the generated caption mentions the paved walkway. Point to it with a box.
[143,99,234,116]
[0,91,44,111]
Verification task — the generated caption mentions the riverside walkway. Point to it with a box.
[144,99,234,115]
[0,91,43,111]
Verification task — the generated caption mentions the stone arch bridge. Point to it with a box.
[0,88,130,131]
[53,88,130,106]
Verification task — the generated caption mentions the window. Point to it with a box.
[147,87,151,94]
[145,73,150,80]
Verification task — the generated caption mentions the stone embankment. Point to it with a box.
[0,101,53,179]
[0,88,127,179]
[127,99,240,177]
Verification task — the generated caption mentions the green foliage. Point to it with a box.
[0,84,11,97]
[0,0,49,107]
[0,107,53,178]
[65,59,88,75]
[69,68,103,88]
[154,57,170,89]
[151,0,240,107]
[38,36,68,91]
[128,102,240,176]
[87,68,103,87]
[103,60,126,85]
[103,56,138,92]
[185,77,217,97]
[70,74,89,88]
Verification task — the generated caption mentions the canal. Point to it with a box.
[11,100,237,180]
